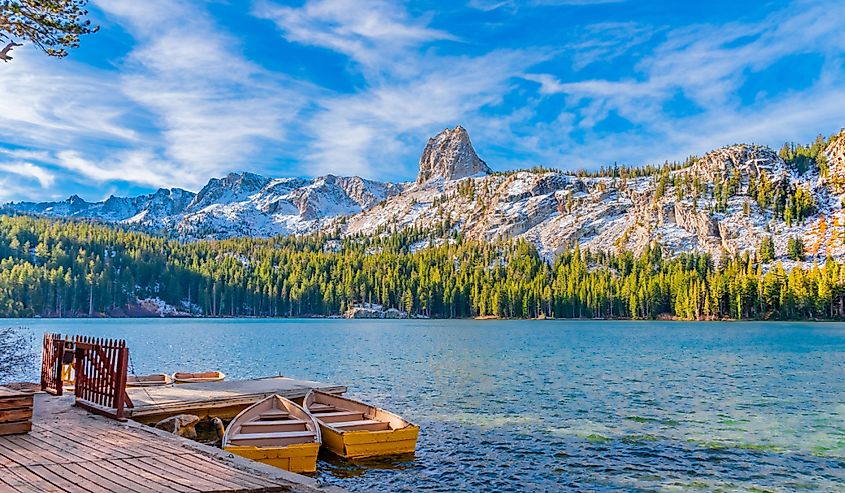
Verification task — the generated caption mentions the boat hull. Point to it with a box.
[127,373,172,387]
[172,371,225,384]
[224,442,320,473]
[319,423,419,459]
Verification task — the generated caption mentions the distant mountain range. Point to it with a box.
[6,125,845,263]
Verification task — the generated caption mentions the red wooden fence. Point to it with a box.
[40,333,134,420]
[40,333,64,396]
[73,336,133,420]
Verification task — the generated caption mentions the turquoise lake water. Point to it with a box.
[4,319,845,492]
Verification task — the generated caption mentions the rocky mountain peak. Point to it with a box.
[416,125,491,184]
[189,171,271,211]
[688,144,785,182]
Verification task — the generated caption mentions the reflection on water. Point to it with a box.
[7,318,845,492]
[319,452,416,479]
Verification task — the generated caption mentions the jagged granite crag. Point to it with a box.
[6,127,845,263]
[416,125,491,184]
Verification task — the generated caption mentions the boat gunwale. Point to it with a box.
[222,394,322,449]
[304,389,417,435]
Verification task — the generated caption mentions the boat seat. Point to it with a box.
[248,418,305,425]
[312,411,366,423]
[309,404,337,412]
[259,410,290,420]
[240,420,308,433]
[332,419,391,432]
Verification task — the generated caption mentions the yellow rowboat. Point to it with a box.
[304,390,419,459]
[222,394,321,473]
[126,373,173,387]
[172,371,225,384]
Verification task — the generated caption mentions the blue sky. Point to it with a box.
[1,0,844,202]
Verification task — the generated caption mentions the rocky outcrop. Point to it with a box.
[689,145,785,183]
[344,305,408,319]
[155,414,200,439]
[824,129,845,193]
[671,202,719,239]
[416,126,491,184]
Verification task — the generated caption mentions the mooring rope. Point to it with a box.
[127,352,162,409]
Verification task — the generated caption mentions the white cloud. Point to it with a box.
[255,0,454,70]
[0,47,137,147]
[55,150,177,187]
[0,162,55,188]
[97,0,310,185]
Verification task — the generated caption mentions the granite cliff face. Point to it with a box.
[6,126,845,264]
[416,126,491,184]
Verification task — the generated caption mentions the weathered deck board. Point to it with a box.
[124,376,346,422]
[0,393,343,493]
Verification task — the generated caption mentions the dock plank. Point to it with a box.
[70,460,158,493]
[53,463,115,493]
[25,464,94,493]
[146,454,245,489]
[4,466,62,493]
[176,454,281,491]
[109,458,200,493]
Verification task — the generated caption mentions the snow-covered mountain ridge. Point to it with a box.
[5,125,845,263]
[6,171,402,239]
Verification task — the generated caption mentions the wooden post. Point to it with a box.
[74,344,85,404]
[113,344,129,420]
[54,340,64,397]
[40,333,66,396]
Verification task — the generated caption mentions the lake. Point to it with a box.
[4,319,845,492]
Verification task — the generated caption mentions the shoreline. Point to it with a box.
[2,315,843,322]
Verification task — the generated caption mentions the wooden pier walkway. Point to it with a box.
[0,392,343,493]
[125,376,347,423]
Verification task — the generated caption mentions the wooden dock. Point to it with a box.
[125,376,347,423]
[0,392,344,493]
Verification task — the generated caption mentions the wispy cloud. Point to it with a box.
[0,161,55,188]
[566,22,656,70]
[519,0,845,168]
[97,0,310,186]
[469,0,624,12]
[0,0,315,200]
[0,49,137,148]
[255,0,454,70]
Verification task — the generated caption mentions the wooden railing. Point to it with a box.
[73,336,133,420]
[41,333,134,420]
[40,333,65,396]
